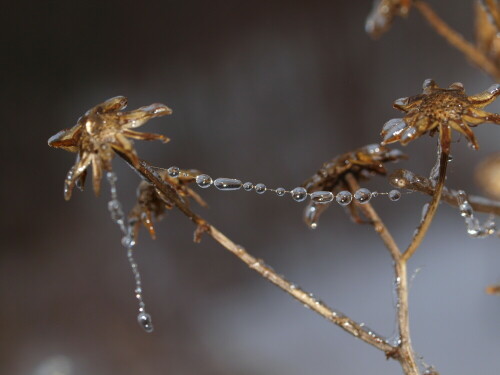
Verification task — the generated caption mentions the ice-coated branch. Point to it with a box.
[390,169,500,216]
[402,125,451,261]
[116,151,395,354]
[345,174,420,375]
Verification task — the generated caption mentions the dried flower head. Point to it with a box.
[476,0,500,69]
[302,144,406,228]
[381,79,500,150]
[48,96,172,200]
[365,0,412,39]
[128,169,207,240]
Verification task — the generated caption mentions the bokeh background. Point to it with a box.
[2,1,500,374]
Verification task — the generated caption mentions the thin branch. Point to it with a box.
[345,174,419,375]
[345,174,401,261]
[402,125,451,261]
[117,151,394,354]
[389,169,500,216]
[415,0,500,81]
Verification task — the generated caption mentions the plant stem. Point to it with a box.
[402,125,451,262]
[117,151,394,354]
[345,174,420,375]
[415,0,500,81]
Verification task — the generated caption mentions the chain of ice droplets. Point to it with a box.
[456,190,498,238]
[165,167,403,204]
[106,172,154,333]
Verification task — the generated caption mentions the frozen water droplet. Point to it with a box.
[121,235,136,248]
[365,144,381,154]
[167,166,180,177]
[459,202,473,217]
[214,178,242,191]
[354,188,372,204]
[255,183,266,194]
[388,190,401,201]
[421,203,430,220]
[449,82,464,90]
[196,174,213,188]
[401,126,417,142]
[394,97,409,107]
[291,187,308,202]
[243,182,253,191]
[106,171,118,184]
[304,203,320,229]
[448,155,453,162]
[137,312,154,333]
[310,191,334,204]
[382,118,405,133]
[335,191,352,206]
[487,83,500,95]
[275,187,286,196]
[423,78,436,90]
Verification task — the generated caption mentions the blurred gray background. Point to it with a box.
[2,1,500,374]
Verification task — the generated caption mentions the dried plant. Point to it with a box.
[47,2,500,374]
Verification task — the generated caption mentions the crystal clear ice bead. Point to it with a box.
[275,187,286,197]
[310,191,334,204]
[196,174,213,188]
[354,188,372,204]
[388,190,401,201]
[167,166,180,177]
[336,191,353,206]
[255,183,266,194]
[291,187,308,202]
[243,182,254,191]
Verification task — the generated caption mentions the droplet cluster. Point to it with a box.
[166,166,403,206]
[456,190,498,238]
[106,172,154,333]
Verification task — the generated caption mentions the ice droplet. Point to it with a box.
[388,190,401,201]
[214,178,242,191]
[275,187,286,196]
[255,183,266,194]
[304,203,319,229]
[137,312,154,333]
[243,182,254,191]
[310,191,334,204]
[167,166,180,178]
[291,187,308,202]
[354,188,372,204]
[196,174,213,188]
[336,191,353,206]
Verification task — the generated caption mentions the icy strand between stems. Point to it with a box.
[165,166,403,206]
[456,190,498,238]
[106,172,154,333]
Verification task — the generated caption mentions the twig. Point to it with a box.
[402,125,451,261]
[415,0,500,81]
[117,151,394,354]
[345,174,420,375]
[389,169,500,216]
